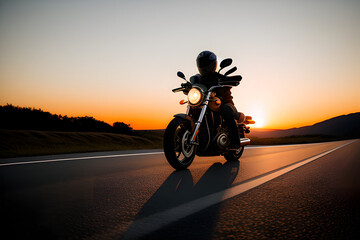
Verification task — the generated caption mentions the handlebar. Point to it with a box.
[172,74,242,92]
[218,81,240,86]
[172,87,185,93]
[218,74,242,86]
[172,82,192,93]
[225,75,242,81]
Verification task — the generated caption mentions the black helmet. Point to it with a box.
[196,50,217,76]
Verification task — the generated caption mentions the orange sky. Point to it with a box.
[1,0,359,130]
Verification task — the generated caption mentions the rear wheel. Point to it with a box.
[224,147,244,161]
[224,133,245,162]
[164,118,196,170]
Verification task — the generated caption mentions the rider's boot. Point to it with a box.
[228,122,241,151]
[228,112,246,151]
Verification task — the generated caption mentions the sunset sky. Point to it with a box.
[0,0,359,130]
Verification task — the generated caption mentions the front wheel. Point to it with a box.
[164,117,196,170]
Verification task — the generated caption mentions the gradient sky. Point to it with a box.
[0,0,359,129]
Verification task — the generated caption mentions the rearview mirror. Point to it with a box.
[177,71,186,81]
[220,58,232,69]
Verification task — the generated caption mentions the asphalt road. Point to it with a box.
[1,140,359,239]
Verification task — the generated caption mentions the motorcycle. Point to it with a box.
[163,58,255,170]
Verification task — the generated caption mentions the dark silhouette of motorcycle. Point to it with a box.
[164,58,255,170]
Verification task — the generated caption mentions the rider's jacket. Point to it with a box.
[190,73,234,106]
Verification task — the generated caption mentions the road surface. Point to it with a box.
[1,140,359,239]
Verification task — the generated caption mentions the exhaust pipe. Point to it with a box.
[240,138,251,146]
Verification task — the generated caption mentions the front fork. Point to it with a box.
[189,92,212,145]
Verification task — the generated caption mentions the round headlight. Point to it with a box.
[188,87,203,106]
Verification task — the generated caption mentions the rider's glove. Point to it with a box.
[181,82,192,92]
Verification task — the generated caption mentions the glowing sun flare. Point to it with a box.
[253,118,265,128]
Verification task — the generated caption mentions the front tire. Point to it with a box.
[164,118,196,170]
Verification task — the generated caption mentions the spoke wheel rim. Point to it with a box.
[173,124,194,163]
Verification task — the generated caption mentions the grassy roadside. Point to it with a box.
[0,129,348,159]
[249,135,344,145]
[0,129,164,158]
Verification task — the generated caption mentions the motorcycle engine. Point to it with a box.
[216,133,230,149]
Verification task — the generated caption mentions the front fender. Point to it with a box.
[173,114,195,131]
[173,113,187,120]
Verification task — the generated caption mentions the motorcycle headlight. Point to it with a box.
[188,87,203,106]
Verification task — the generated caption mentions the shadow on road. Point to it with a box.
[122,160,240,239]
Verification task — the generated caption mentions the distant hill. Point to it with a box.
[250,112,360,139]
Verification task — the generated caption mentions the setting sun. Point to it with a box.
[253,118,265,128]
[245,105,267,129]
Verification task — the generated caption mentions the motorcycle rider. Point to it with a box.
[190,50,245,150]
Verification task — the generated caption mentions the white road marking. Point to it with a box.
[0,151,164,167]
[245,141,328,148]
[0,140,352,167]
[122,140,356,240]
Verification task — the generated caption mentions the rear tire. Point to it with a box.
[164,118,196,170]
[224,147,244,161]
[224,133,245,162]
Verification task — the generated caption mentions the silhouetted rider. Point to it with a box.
[190,50,245,150]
